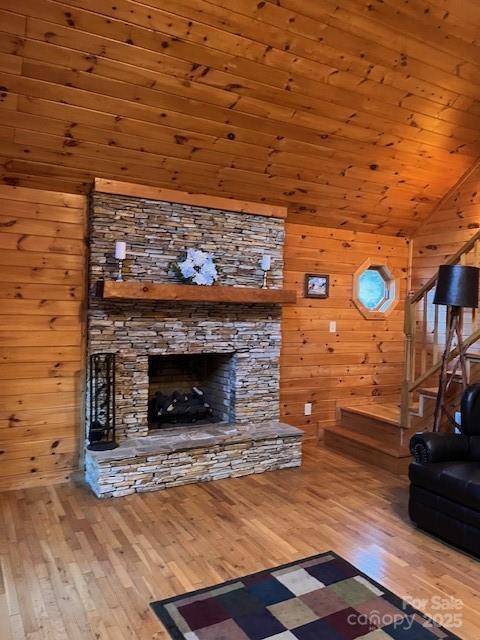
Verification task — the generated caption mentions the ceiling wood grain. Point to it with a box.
[1,0,480,234]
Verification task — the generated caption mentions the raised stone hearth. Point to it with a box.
[86,421,302,498]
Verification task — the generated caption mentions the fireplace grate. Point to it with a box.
[148,352,235,429]
[149,387,213,427]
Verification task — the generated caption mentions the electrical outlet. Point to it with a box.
[329,321,336,333]
[304,402,312,416]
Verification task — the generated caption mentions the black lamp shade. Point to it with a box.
[433,264,479,308]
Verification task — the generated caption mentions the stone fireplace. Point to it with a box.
[84,185,302,498]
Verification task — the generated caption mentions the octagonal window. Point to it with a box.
[358,268,387,310]
[353,259,398,319]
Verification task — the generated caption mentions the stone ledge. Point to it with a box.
[85,421,303,498]
[86,421,302,462]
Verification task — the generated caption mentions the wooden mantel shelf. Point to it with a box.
[101,280,297,305]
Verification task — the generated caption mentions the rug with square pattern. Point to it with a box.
[150,551,460,639]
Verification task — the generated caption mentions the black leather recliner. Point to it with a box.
[409,383,480,557]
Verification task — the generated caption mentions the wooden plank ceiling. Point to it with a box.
[1,0,480,235]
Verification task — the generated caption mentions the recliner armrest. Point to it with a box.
[410,432,470,464]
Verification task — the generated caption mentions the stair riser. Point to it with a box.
[324,430,410,475]
[339,409,404,446]
[410,385,464,430]
[468,360,480,383]
[410,395,436,431]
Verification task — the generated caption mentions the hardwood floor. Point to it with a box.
[0,443,479,640]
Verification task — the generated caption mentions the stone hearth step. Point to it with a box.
[85,421,303,498]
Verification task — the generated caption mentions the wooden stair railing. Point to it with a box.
[401,229,480,429]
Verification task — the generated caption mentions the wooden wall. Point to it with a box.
[0,181,413,486]
[409,163,480,372]
[0,185,86,489]
[281,223,410,438]
[412,162,480,291]
[2,0,480,235]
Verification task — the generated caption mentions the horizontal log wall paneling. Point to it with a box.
[411,161,480,369]
[412,161,480,291]
[1,1,480,233]
[0,184,86,489]
[281,223,410,438]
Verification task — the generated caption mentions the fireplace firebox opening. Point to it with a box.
[148,353,236,429]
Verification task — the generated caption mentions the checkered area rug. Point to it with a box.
[151,552,460,639]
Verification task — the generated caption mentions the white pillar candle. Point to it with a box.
[261,255,271,271]
[115,241,126,260]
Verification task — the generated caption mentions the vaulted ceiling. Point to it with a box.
[1,0,480,235]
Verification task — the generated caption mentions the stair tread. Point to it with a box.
[418,386,438,396]
[324,424,410,458]
[338,402,401,426]
[466,352,480,361]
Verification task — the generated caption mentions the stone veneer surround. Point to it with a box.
[89,192,285,440]
[86,190,302,497]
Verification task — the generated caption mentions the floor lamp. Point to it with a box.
[433,264,479,432]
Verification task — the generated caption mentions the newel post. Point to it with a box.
[401,291,415,430]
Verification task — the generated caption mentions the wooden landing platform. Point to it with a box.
[324,402,412,475]
[338,402,401,427]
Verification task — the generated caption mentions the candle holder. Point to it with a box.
[260,255,271,289]
[116,258,124,282]
[115,241,126,282]
[261,269,269,289]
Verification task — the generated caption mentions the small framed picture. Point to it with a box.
[304,274,329,299]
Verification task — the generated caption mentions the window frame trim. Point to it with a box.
[352,258,399,320]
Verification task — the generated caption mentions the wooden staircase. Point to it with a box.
[323,375,463,474]
[324,230,480,474]
[324,403,410,474]
[324,356,480,474]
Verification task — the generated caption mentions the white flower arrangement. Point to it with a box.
[174,248,219,286]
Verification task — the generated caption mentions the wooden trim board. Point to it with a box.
[94,179,288,219]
